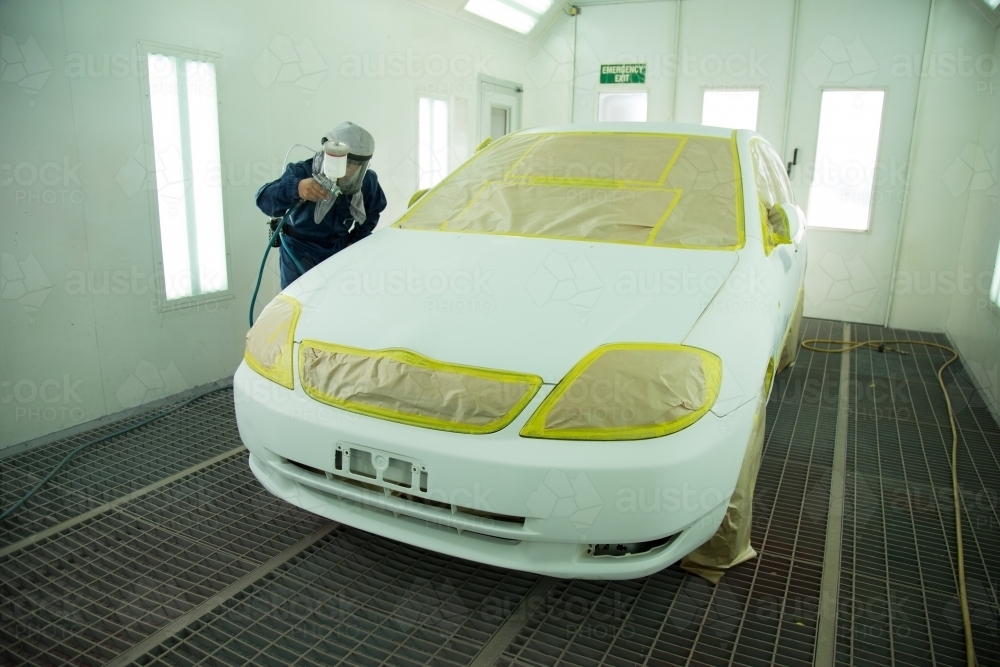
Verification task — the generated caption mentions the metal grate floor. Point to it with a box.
[1,320,997,666]
[135,528,538,667]
[1,454,328,666]
[0,391,241,550]
[838,324,1000,667]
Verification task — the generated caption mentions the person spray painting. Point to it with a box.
[256,122,387,288]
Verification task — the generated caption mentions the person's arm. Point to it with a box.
[349,170,388,243]
[255,160,330,216]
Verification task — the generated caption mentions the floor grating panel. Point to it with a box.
[838,323,999,667]
[134,528,539,667]
[0,390,241,550]
[0,455,327,666]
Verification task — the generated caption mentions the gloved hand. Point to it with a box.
[297,178,331,202]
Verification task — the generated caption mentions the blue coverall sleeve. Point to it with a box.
[349,170,388,243]
[256,161,310,217]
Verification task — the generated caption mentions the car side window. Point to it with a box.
[750,142,778,209]
[762,144,795,207]
[750,141,792,253]
[763,145,800,239]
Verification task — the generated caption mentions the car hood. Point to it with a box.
[286,228,739,384]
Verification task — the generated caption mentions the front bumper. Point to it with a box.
[234,361,758,579]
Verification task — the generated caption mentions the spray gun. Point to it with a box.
[314,140,349,195]
[267,140,351,242]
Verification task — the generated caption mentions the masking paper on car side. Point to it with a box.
[520,344,722,440]
[396,132,742,250]
[299,341,542,434]
[778,286,805,373]
[244,295,300,389]
[680,384,767,584]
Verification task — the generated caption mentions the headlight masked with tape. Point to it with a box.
[298,341,542,434]
[521,344,722,440]
[245,295,301,389]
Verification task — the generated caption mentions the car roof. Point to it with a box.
[519,122,737,139]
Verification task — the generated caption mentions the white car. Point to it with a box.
[235,123,806,580]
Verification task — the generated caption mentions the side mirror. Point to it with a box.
[772,203,805,242]
[408,188,429,208]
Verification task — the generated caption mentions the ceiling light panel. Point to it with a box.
[464,0,540,34]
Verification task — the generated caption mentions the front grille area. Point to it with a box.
[283,456,528,530]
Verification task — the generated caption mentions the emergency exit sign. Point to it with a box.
[600,63,646,84]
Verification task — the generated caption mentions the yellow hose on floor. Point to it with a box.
[801,338,976,667]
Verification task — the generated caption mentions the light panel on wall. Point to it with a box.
[807,89,885,231]
[419,97,449,189]
[147,52,229,301]
[463,0,544,34]
[701,89,760,131]
[991,241,1000,310]
[598,92,648,122]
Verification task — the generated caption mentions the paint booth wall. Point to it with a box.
[946,26,1000,422]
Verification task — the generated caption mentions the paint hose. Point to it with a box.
[0,386,231,524]
[801,337,976,667]
[249,202,305,328]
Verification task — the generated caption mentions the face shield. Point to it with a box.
[321,122,374,196]
[336,156,369,195]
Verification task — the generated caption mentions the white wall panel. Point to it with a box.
[946,24,1000,423]
[889,0,1000,331]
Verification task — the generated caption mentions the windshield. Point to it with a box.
[396,132,743,249]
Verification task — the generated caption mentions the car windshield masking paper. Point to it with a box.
[396,132,743,249]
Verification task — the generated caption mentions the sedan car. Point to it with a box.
[235,123,806,580]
